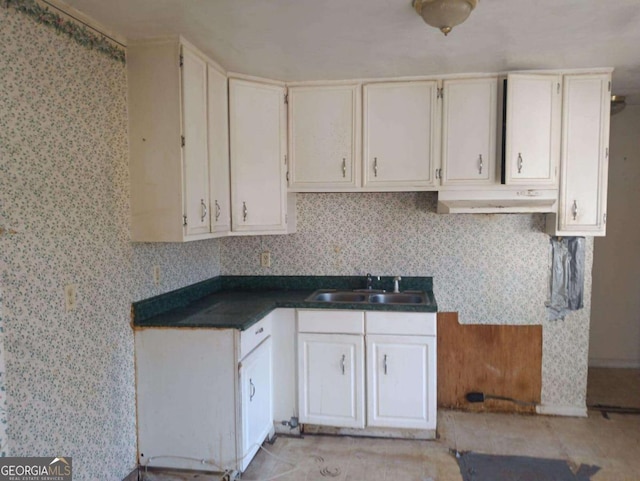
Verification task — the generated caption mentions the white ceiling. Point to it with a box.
[64,0,640,103]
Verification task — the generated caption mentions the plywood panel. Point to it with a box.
[437,312,542,414]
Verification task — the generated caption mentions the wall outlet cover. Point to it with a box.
[261,251,271,268]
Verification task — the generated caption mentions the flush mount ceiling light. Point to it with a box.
[413,0,478,36]
[611,95,626,115]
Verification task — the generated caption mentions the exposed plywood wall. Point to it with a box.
[437,312,542,413]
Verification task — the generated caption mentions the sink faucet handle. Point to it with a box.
[393,276,402,293]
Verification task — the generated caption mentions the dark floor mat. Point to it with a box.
[457,452,600,481]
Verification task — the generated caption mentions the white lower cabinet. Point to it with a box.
[240,337,273,472]
[367,335,436,429]
[298,333,365,428]
[135,313,277,473]
[297,309,437,433]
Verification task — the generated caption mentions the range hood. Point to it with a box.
[437,188,558,214]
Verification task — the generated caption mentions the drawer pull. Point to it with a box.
[340,354,346,375]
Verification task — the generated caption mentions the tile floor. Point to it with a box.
[141,369,640,481]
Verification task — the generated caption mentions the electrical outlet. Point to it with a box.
[153,265,161,285]
[64,284,77,312]
[260,251,271,268]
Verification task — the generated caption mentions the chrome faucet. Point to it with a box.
[366,273,380,290]
[393,276,402,293]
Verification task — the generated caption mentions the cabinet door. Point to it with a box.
[181,45,210,236]
[298,333,365,428]
[363,81,439,188]
[207,65,231,235]
[288,85,360,190]
[240,338,273,472]
[441,78,498,185]
[557,74,610,235]
[366,335,436,430]
[229,79,287,233]
[505,73,561,186]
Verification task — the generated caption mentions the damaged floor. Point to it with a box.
[140,409,640,481]
[140,369,640,481]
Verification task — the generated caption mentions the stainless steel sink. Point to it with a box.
[369,293,425,304]
[311,291,368,303]
[306,290,426,305]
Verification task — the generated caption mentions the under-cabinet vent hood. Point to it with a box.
[437,188,557,214]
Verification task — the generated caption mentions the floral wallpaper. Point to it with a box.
[0,6,220,480]
[221,193,594,409]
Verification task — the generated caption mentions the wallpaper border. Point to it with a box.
[3,0,126,63]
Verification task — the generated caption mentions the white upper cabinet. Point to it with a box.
[441,78,498,186]
[128,38,230,242]
[363,81,439,189]
[229,79,289,234]
[181,46,211,237]
[548,73,611,236]
[288,85,361,190]
[207,65,231,235]
[504,73,561,186]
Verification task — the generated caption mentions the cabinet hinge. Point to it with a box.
[605,147,609,158]
[285,213,288,224]
[286,171,290,182]
[179,54,184,68]
[183,215,187,226]
[437,88,443,99]
[284,92,288,104]
[608,81,611,92]
[603,213,607,224]
[181,135,185,147]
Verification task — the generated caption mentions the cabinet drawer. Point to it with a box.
[298,309,365,334]
[366,312,436,336]
[240,315,272,361]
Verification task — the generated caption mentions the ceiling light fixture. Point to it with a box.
[611,95,626,115]
[413,0,478,36]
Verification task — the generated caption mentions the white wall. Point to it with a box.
[590,105,640,368]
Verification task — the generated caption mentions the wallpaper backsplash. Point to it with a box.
[0,8,220,480]
[222,193,594,408]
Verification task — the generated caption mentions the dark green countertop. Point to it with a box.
[132,276,437,331]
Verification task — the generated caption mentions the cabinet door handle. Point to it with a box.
[249,379,255,401]
[383,354,388,375]
[340,354,346,375]
[342,158,346,178]
[478,154,483,175]
[572,200,578,220]
[255,327,264,335]
[374,157,378,177]
[242,201,248,222]
[214,200,221,221]
[200,199,207,223]
[517,153,523,174]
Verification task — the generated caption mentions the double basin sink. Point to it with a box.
[306,289,426,305]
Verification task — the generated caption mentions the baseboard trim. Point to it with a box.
[122,467,138,481]
[589,358,640,369]
[536,404,587,417]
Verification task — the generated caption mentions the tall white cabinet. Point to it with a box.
[547,73,611,236]
[229,79,290,234]
[288,85,361,190]
[504,73,562,186]
[363,81,439,189]
[128,38,231,242]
